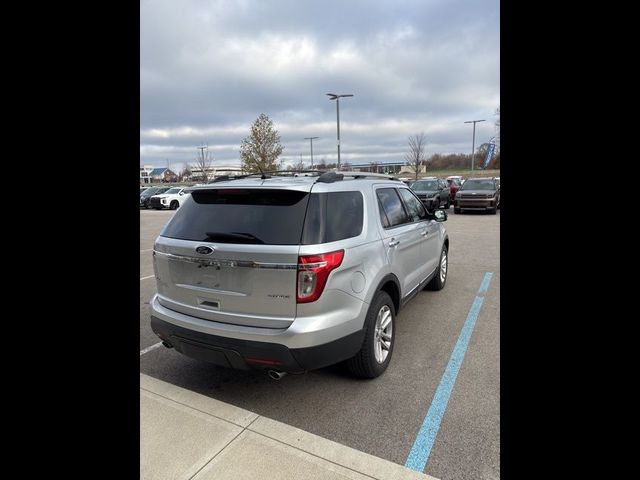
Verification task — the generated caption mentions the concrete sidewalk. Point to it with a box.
[141,373,438,480]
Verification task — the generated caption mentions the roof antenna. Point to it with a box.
[248,158,267,179]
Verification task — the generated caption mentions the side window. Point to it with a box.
[376,188,409,228]
[398,188,428,222]
[301,191,363,244]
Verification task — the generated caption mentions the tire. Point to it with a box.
[433,198,440,211]
[454,207,461,214]
[170,200,179,210]
[489,207,497,214]
[426,244,448,291]
[347,291,395,378]
[444,197,451,209]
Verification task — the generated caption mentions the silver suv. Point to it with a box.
[150,171,449,378]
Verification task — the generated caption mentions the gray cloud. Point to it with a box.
[141,0,499,170]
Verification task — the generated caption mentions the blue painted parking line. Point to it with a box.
[478,271,493,294]
[405,272,493,473]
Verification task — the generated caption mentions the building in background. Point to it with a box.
[148,167,178,183]
[189,165,244,182]
[140,165,154,184]
[350,160,406,175]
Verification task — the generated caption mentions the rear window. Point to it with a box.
[160,188,364,246]
[301,191,363,244]
[160,189,310,245]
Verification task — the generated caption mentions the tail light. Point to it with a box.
[296,250,344,303]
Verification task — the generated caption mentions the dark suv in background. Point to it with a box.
[410,177,451,210]
[453,177,500,214]
[140,186,170,209]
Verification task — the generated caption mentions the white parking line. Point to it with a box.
[140,275,155,281]
[140,342,163,356]
[140,248,153,252]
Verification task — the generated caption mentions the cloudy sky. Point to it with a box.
[140,0,499,171]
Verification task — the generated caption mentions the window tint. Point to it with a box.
[160,189,310,245]
[376,188,409,227]
[398,188,428,222]
[301,191,363,244]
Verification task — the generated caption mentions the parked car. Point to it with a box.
[453,177,500,214]
[149,187,190,210]
[149,171,449,379]
[410,177,451,210]
[140,186,170,208]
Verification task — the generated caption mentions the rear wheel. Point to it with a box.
[347,291,395,378]
[426,244,448,291]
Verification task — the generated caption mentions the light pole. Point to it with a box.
[304,136,319,168]
[464,119,485,171]
[326,93,353,169]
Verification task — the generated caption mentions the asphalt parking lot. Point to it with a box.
[139,207,500,480]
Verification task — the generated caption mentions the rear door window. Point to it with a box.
[160,188,310,244]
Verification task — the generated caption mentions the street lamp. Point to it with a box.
[303,136,319,169]
[326,93,354,169]
[464,119,485,171]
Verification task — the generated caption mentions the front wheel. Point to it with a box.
[444,197,451,209]
[347,291,395,378]
[425,244,448,291]
[170,200,179,210]
[454,207,461,214]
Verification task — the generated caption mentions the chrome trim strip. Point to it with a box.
[402,268,437,299]
[153,250,298,269]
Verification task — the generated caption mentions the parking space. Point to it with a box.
[139,208,499,480]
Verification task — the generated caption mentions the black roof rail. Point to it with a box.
[315,171,401,183]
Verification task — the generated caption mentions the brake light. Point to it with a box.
[296,250,344,303]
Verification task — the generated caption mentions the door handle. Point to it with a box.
[389,239,400,247]
[421,230,428,236]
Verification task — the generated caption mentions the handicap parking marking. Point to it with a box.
[405,271,494,473]
[140,275,155,281]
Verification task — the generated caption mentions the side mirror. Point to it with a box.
[428,209,447,222]
[179,191,184,195]
[434,210,447,222]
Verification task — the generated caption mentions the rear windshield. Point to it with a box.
[160,188,364,245]
[161,189,310,244]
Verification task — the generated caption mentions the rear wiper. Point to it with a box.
[204,232,264,244]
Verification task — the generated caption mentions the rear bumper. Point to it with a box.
[151,315,365,373]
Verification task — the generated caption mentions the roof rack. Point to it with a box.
[315,171,401,184]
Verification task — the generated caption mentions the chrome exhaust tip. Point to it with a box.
[267,370,287,380]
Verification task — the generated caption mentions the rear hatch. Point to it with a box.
[153,185,313,329]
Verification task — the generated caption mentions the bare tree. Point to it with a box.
[405,132,427,180]
[195,143,213,183]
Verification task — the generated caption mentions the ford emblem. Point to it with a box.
[196,246,214,255]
